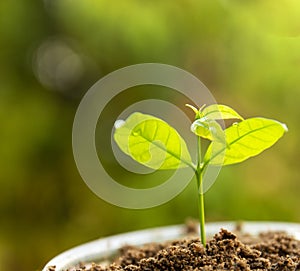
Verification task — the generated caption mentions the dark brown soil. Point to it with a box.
[49,228,300,271]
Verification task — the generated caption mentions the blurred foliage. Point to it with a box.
[0,0,299,270]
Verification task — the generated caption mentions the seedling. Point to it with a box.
[114,104,288,246]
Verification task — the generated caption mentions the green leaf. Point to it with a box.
[114,112,193,170]
[202,104,244,120]
[204,117,288,166]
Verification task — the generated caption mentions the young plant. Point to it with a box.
[113,104,288,246]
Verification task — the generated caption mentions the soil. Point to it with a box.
[48,225,300,271]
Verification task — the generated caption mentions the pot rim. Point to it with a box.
[42,221,300,271]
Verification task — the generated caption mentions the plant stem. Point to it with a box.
[197,135,202,170]
[196,170,206,246]
[196,136,206,247]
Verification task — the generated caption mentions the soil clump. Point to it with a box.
[50,227,300,271]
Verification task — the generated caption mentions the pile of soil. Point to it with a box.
[49,228,300,271]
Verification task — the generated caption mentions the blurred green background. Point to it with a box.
[0,0,299,270]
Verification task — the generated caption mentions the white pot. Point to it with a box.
[42,221,300,271]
